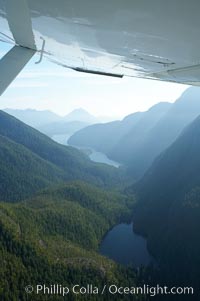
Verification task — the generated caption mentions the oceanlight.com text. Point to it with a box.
[25,283,194,297]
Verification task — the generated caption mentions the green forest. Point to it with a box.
[0,111,142,301]
[0,181,141,301]
[1,103,200,301]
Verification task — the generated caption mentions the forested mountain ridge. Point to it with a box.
[129,114,200,292]
[2,90,200,300]
[0,111,125,202]
[0,134,66,202]
[5,181,134,251]
[0,181,141,301]
[0,111,145,301]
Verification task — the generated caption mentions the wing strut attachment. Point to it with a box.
[0,45,35,96]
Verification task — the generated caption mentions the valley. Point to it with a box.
[1,86,200,300]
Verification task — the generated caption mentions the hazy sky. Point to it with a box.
[0,42,189,119]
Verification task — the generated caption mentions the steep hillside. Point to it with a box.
[0,134,65,202]
[0,110,86,173]
[124,87,200,178]
[110,102,171,165]
[0,111,125,202]
[131,115,200,290]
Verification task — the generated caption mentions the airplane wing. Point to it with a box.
[1,0,200,95]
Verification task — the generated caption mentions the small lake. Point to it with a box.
[99,223,154,267]
[88,149,120,167]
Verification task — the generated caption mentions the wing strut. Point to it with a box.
[0,45,36,96]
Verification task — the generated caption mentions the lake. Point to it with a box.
[99,223,154,267]
[52,135,120,168]
[88,149,120,167]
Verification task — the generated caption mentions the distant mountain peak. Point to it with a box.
[64,108,99,123]
[69,108,90,113]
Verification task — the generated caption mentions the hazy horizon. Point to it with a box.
[0,42,189,120]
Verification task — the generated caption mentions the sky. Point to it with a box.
[0,42,189,120]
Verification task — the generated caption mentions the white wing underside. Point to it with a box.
[1,0,200,94]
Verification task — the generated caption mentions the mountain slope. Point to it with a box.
[0,110,90,175]
[110,102,171,165]
[0,134,65,202]
[131,115,200,289]
[0,111,125,202]
[124,87,200,178]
